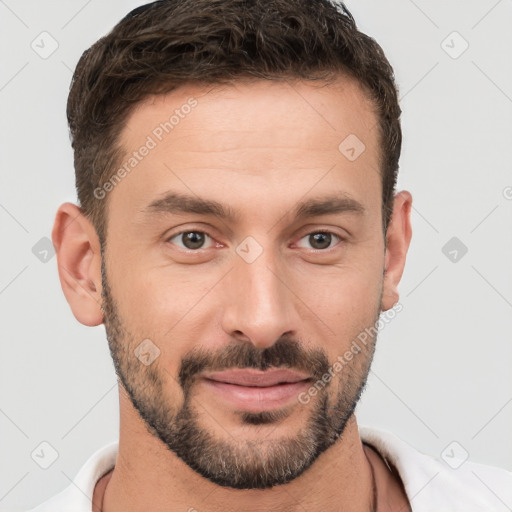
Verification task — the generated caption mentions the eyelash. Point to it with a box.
[165,229,344,253]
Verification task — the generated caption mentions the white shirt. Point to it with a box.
[26,426,512,512]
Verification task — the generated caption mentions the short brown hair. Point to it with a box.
[67,0,401,242]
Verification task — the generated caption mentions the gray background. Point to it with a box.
[1,0,511,510]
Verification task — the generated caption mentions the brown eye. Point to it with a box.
[296,231,341,251]
[167,231,213,250]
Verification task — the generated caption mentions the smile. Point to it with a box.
[200,368,312,412]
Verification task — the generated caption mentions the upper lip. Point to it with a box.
[202,368,311,387]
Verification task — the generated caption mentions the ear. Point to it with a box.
[381,191,413,312]
[52,203,104,326]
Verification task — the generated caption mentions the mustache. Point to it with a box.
[178,338,330,393]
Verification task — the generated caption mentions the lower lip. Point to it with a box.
[201,378,311,412]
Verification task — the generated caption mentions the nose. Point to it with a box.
[220,242,298,349]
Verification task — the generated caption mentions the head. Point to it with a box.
[53,0,412,490]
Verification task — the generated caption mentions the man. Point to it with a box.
[28,0,512,511]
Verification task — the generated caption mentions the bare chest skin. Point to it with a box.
[363,444,412,511]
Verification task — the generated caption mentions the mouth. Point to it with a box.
[200,368,312,412]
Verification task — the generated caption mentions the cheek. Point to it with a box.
[117,276,187,329]
[290,256,383,352]
[109,259,219,348]
[295,254,383,312]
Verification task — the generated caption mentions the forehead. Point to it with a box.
[121,77,379,162]
[108,78,382,227]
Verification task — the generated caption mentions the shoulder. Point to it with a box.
[25,441,118,512]
[359,425,512,512]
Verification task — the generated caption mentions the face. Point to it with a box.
[100,78,388,489]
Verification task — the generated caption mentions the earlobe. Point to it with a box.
[52,203,104,326]
[381,191,413,312]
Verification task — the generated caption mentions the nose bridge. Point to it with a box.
[221,236,295,348]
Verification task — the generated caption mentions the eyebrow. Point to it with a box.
[143,191,366,222]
